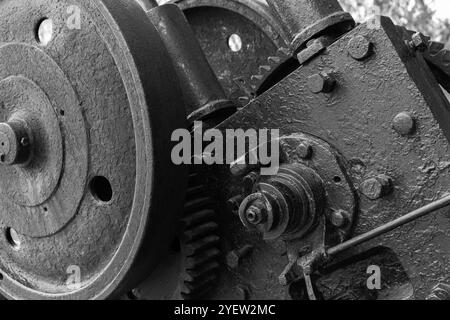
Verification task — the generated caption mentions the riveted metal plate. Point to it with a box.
[212,17,450,299]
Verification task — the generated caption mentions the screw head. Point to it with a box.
[307,72,336,94]
[393,112,415,135]
[226,245,253,269]
[330,210,348,228]
[226,251,240,269]
[348,35,373,60]
[360,175,392,200]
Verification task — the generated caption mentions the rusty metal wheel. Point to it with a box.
[0,0,187,299]
[169,0,289,104]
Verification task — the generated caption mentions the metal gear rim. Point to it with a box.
[168,0,290,103]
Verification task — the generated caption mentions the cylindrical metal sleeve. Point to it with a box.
[146,4,235,123]
[267,0,354,51]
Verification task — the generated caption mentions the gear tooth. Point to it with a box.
[251,74,264,82]
[183,209,216,229]
[259,65,271,73]
[268,56,281,64]
[185,248,220,270]
[184,197,213,213]
[177,172,221,300]
[277,47,291,57]
[181,274,218,299]
[238,96,251,105]
[183,222,218,243]
[185,235,220,256]
[186,185,204,198]
[184,261,220,282]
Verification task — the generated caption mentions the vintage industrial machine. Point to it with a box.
[0,0,449,300]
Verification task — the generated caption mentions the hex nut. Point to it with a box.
[307,72,336,94]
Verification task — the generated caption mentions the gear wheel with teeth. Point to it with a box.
[178,172,221,300]
[126,171,221,300]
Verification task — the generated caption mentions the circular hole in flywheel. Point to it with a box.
[90,176,113,203]
[36,18,53,46]
[228,34,243,52]
[333,176,342,183]
[5,227,21,250]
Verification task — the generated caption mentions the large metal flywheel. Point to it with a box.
[0,0,187,299]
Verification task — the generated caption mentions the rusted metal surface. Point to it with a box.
[0,0,187,299]
[0,0,448,301]
[208,17,450,300]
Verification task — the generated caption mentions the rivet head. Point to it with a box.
[348,35,373,60]
[307,72,336,94]
[393,112,415,135]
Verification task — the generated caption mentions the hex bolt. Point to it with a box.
[330,210,349,228]
[297,143,313,159]
[307,72,336,94]
[408,32,428,52]
[226,245,253,269]
[347,35,373,60]
[226,195,244,214]
[360,175,393,200]
[393,112,415,135]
